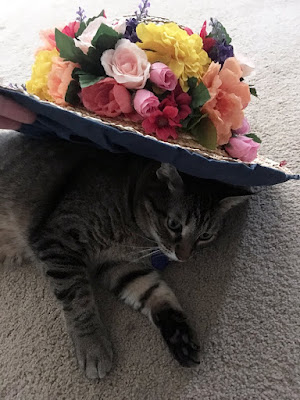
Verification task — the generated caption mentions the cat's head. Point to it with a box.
[135,163,252,262]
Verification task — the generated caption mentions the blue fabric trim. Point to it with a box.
[1,87,299,187]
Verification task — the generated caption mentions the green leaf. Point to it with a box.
[250,87,258,97]
[191,82,211,108]
[55,29,83,63]
[187,77,198,90]
[65,79,81,106]
[91,23,120,48]
[73,70,105,88]
[86,10,105,27]
[75,22,87,38]
[208,19,232,45]
[55,29,104,76]
[71,67,81,80]
[191,117,217,150]
[245,133,262,143]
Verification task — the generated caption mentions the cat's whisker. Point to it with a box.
[131,230,156,243]
[131,249,161,263]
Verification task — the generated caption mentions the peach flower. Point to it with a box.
[101,39,150,89]
[201,57,251,145]
[48,57,80,105]
[38,28,58,51]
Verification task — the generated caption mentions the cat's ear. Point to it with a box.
[156,163,183,192]
[218,186,254,213]
[218,195,249,213]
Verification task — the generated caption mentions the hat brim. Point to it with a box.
[1,84,299,187]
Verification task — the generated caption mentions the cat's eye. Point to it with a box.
[198,232,213,241]
[167,218,182,232]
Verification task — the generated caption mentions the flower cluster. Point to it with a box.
[26,4,261,162]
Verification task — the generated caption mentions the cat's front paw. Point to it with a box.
[71,330,113,379]
[153,308,200,367]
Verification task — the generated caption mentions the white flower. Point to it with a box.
[112,19,127,35]
[235,52,255,77]
[74,17,127,55]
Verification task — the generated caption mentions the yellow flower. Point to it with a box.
[26,49,59,101]
[136,23,211,92]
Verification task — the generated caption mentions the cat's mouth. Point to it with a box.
[158,245,180,262]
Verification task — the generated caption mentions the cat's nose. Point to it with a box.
[175,244,192,261]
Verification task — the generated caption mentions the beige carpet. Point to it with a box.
[0,0,299,399]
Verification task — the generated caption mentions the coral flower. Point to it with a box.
[48,58,80,105]
[136,23,210,92]
[26,49,59,101]
[201,57,251,145]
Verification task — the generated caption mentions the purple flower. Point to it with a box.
[76,7,86,22]
[124,18,141,43]
[208,40,234,65]
[134,0,151,21]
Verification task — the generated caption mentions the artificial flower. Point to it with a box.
[101,39,150,89]
[149,63,178,91]
[200,21,216,52]
[184,27,194,36]
[74,16,108,54]
[136,22,211,92]
[142,106,181,140]
[133,89,160,117]
[225,135,260,162]
[234,52,255,77]
[208,40,234,65]
[233,117,250,135]
[38,29,57,51]
[201,57,251,145]
[48,57,80,105]
[159,84,191,123]
[81,77,133,117]
[112,18,127,35]
[124,18,140,43]
[62,21,80,38]
[26,49,59,101]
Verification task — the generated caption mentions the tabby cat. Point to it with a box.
[0,132,250,379]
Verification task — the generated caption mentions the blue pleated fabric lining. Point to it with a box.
[1,86,299,187]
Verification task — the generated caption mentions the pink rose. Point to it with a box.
[133,89,160,118]
[225,136,260,162]
[62,21,80,38]
[101,39,151,89]
[233,117,250,135]
[81,77,133,118]
[150,63,178,91]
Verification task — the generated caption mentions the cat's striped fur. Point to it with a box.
[0,132,250,379]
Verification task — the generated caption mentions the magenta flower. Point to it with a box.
[142,106,181,141]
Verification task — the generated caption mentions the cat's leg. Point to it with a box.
[32,236,113,379]
[97,262,200,367]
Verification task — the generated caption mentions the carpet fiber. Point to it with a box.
[0,0,299,399]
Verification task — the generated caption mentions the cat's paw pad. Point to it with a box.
[153,308,200,367]
[72,331,113,379]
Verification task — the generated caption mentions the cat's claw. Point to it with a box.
[72,331,113,379]
[153,308,200,367]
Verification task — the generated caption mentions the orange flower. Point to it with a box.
[202,57,251,145]
[47,57,80,105]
